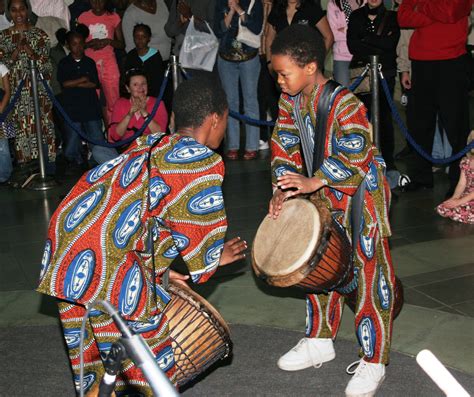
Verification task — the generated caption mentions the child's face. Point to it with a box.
[272,54,316,97]
[69,36,85,58]
[90,0,106,14]
[133,29,151,50]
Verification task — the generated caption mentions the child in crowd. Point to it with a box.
[436,131,474,224]
[57,30,118,168]
[269,24,395,397]
[122,23,165,98]
[78,0,124,123]
[0,62,13,184]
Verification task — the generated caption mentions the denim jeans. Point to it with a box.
[432,116,452,160]
[63,119,118,165]
[333,60,351,88]
[0,138,12,182]
[218,55,260,151]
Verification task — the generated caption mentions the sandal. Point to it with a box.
[243,150,257,160]
[226,150,239,160]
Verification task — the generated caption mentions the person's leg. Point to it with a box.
[83,119,118,164]
[97,57,121,124]
[353,232,395,365]
[345,230,395,397]
[378,75,396,170]
[407,60,438,187]
[240,55,261,153]
[277,292,340,371]
[333,60,351,88]
[58,300,177,395]
[0,138,12,182]
[218,57,241,152]
[62,121,84,164]
[437,56,470,192]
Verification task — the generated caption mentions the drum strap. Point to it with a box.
[146,133,171,300]
[312,79,342,174]
[311,81,367,273]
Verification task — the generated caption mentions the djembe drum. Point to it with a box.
[252,197,403,317]
[164,282,232,387]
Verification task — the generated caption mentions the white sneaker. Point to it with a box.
[277,338,335,371]
[259,139,269,150]
[345,359,386,397]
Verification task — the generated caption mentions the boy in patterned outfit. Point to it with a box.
[37,78,246,396]
[268,25,395,397]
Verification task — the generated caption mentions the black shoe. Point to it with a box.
[402,180,433,192]
[395,145,413,160]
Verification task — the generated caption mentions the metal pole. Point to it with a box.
[369,55,380,149]
[170,54,180,92]
[24,60,57,190]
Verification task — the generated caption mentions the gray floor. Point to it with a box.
[1,323,472,397]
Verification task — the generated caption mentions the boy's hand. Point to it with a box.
[268,188,292,219]
[277,172,324,195]
[219,237,247,266]
[169,269,190,287]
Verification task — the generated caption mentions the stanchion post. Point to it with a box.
[170,55,180,92]
[369,55,380,149]
[24,60,57,190]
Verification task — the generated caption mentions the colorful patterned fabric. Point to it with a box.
[271,82,395,364]
[38,133,227,392]
[436,157,474,224]
[0,27,56,163]
[58,301,176,396]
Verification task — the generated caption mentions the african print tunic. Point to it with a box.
[37,133,227,321]
[271,82,391,238]
[0,27,56,163]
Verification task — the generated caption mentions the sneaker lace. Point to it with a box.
[292,338,323,368]
[346,359,377,379]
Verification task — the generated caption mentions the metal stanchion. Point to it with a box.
[369,55,380,150]
[24,60,57,190]
[170,55,181,92]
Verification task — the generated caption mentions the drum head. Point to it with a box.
[253,198,321,277]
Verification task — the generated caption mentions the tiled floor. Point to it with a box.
[0,101,473,376]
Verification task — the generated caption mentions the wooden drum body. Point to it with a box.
[163,282,232,387]
[252,198,352,293]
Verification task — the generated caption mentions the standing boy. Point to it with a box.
[268,24,395,397]
[58,30,117,168]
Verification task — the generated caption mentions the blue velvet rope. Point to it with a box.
[379,73,473,165]
[0,77,26,122]
[39,72,169,148]
[182,66,368,128]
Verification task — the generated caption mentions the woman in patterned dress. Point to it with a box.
[0,0,56,169]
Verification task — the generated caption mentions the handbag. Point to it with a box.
[179,16,219,72]
[349,10,390,95]
[236,0,262,49]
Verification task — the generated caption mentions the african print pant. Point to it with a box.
[305,233,395,364]
[57,301,177,396]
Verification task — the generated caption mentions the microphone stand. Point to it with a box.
[99,341,127,397]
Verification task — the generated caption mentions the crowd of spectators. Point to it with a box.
[0,0,471,209]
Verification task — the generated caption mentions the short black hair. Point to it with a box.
[75,23,90,41]
[133,23,152,37]
[55,28,68,46]
[271,24,326,70]
[173,78,228,130]
[65,30,84,45]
